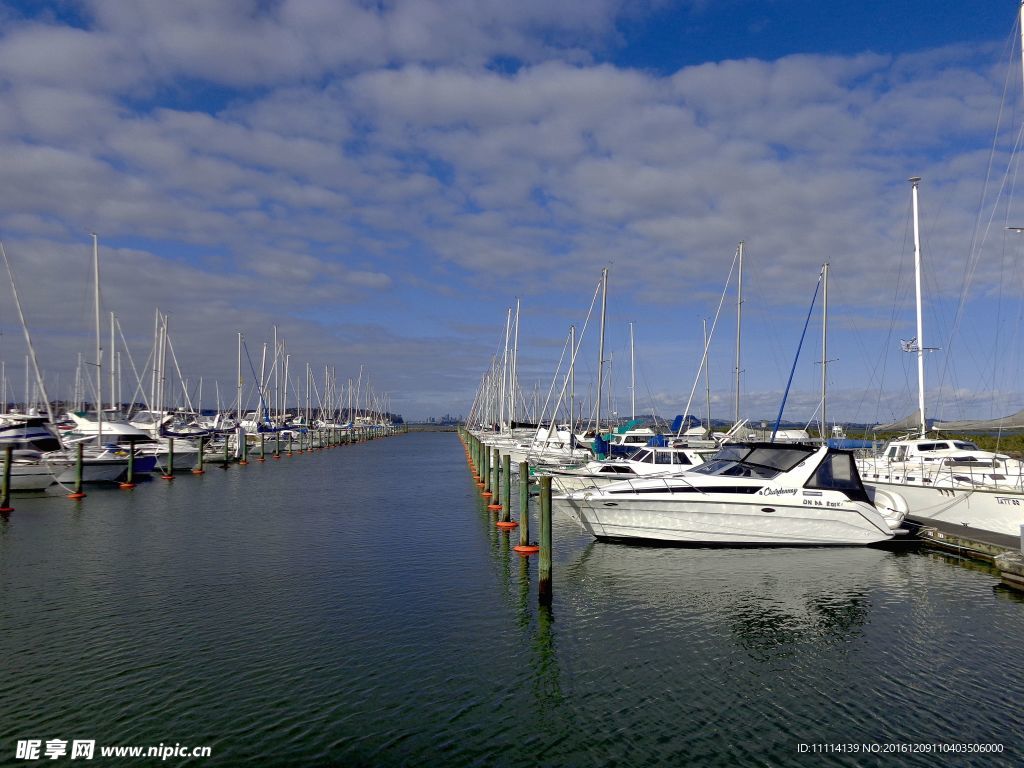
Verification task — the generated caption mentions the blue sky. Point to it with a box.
[1,1,1024,425]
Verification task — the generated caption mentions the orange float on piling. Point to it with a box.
[160,475,174,480]
[487,503,502,511]
[481,491,493,499]
[496,520,518,530]
[119,482,136,489]
[513,544,539,554]
[66,492,86,500]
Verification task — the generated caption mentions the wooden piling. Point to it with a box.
[492,448,500,501]
[120,437,136,488]
[488,447,502,511]
[161,437,175,480]
[258,432,266,462]
[0,445,13,512]
[501,454,513,523]
[517,462,532,547]
[481,443,491,496]
[539,475,552,605]
[67,442,86,499]
[193,436,206,474]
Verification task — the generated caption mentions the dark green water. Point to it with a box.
[1,432,1022,766]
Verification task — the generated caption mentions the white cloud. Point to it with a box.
[0,2,1018,419]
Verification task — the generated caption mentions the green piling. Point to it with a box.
[194,436,205,474]
[482,443,491,494]
[492,448,500,504]
[539,475,552,605]
[518,461,530,545]
[501,453,512,523]
[0,445,12,511]
[121,437,136,488]
[68,442,86,498]
[162,437,175,479]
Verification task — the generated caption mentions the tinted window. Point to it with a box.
[744,446,814,472]
[805,452,869,502]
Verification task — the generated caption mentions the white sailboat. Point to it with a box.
[857,178,1024,537]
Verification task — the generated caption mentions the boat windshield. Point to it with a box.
[691,444,815,479]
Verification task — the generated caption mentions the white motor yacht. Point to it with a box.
[546,444,718,493]
[557,442,908,546]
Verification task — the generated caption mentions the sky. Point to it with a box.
[1,0,1024,426]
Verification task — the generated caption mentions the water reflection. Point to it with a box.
[563,544,900,660]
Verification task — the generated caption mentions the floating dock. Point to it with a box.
[910,517,1024,592]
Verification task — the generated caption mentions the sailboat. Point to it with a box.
[856,178,1024,537]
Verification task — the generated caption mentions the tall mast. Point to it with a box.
[92,233,103,443]
[499,307,511,431]
[273,325,279,420]
[629,321,636,421]
[570,324,576,431]
[704,318,711,435]
[237,332,243,422]
[0,241,55,424]
[821,261,829,438]
[511,299,520,426]
[910,176,927,438]
[595,267,608,435]
[1020,0,1024,92]
[109,311,116,414]
[734,240,744,425]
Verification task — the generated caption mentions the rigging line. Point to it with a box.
[873,193,913,424]
[115,317,156,415]
[941,26,1023,406]
[772,270,823,442]
[538,275,602,432]
[241,339,271,425]
[955,19,1021,341]
[679,247,739,436]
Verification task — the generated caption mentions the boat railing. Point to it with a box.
[861,455,1024,491]
[613,474,708,496]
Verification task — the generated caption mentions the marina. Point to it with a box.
[3,431,1024,766]
[9,1,1024,765]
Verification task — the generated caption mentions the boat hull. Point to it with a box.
[8,463,59,491]
[557,496,895,545]
[862,479,1024,537]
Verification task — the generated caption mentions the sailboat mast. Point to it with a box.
[1019,0,1024,94]
[629,321,636,421]
[595,268,608,434]
[570,324,576,431]
[92,233,103,443]
[1,243,54,423]
[910,176,927,439]
[511,299,520,427]
[109,311,116,414]
[237,332,243,423]
[704,318,711,435]
[821,261,829,438]
[499,307,511,431]
[734,240,744,425]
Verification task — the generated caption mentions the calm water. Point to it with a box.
[1,432,1023,767]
